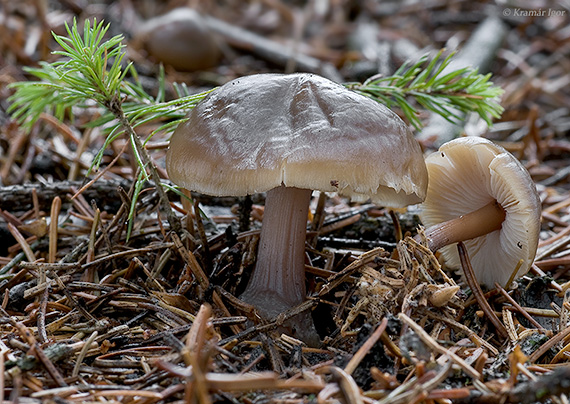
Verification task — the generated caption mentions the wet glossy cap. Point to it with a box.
[166,73,428,207]
[419,137,541,287]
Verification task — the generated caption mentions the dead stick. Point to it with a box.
[494,282,547,333]
[418,16,508,145]
[528,325,570,363]
[0,180,130,213]
[202,15,342,82]
[344,318,388,375]
[171,232,209,291]
[530,264,563,293]
[398,312,482,381]
[49,196,61,264]
[318,248,384,297]
[37,286,49,344]
[32,343,68,387]
[458,242,509,340]
[454,366,570,404]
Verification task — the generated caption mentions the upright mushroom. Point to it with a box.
[166,73,428,343]
[419,137,541,288]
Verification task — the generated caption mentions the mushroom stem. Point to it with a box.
[240,185,312,318]
[423,200,506,252]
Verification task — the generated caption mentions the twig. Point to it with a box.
[37,286,49,344]
[80,243,174,270]
[202,15,342,82]
[0,180,131,213]
[319,214,362,235]
[424,311,499,356]
[529,264,563,293]
[48,196,61,264]
[310,192,327,234]
[536,231,570,261]
[318,248,385,297]
[528,325,570,363]
[344,318,389,375]
[31,343,68,387]
[457,242,509,339]
[377,361,453,404]
[398,313,483,382]
[494,282,548,333]
[455,366,570,404]
[217,299,318,347]
[0,340,8,403]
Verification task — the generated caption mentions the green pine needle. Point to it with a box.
[346,49,504,130]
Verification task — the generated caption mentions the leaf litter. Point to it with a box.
[1,0,570,403]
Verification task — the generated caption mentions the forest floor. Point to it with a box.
[1,0,570,403]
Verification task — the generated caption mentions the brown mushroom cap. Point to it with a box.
[166,73,428,206]
[136,8,221,71]
[419,137,541,288]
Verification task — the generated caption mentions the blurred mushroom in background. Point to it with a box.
[134,8,222,71]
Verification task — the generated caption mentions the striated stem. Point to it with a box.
[241,185,312,317]
[239,185,322,346]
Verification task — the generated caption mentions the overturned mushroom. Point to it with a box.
[166,73,428,344]
[419,137,541,288]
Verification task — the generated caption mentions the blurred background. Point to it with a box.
[1,0,568,159]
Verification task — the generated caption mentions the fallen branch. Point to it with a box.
[202,15,343,82]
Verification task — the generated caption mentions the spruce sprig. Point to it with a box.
[9,19,127,127]
[8,20,208,171]
[347,50,504,130]
[8,19,198,237]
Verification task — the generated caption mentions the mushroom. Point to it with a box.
[166,73,428,344]
[418,136,541,288]
[135,8,221,71]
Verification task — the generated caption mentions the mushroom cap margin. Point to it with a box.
[166,73,428,208]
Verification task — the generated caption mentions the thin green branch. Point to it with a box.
[346,49,504,130]
[8,18,188,238]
